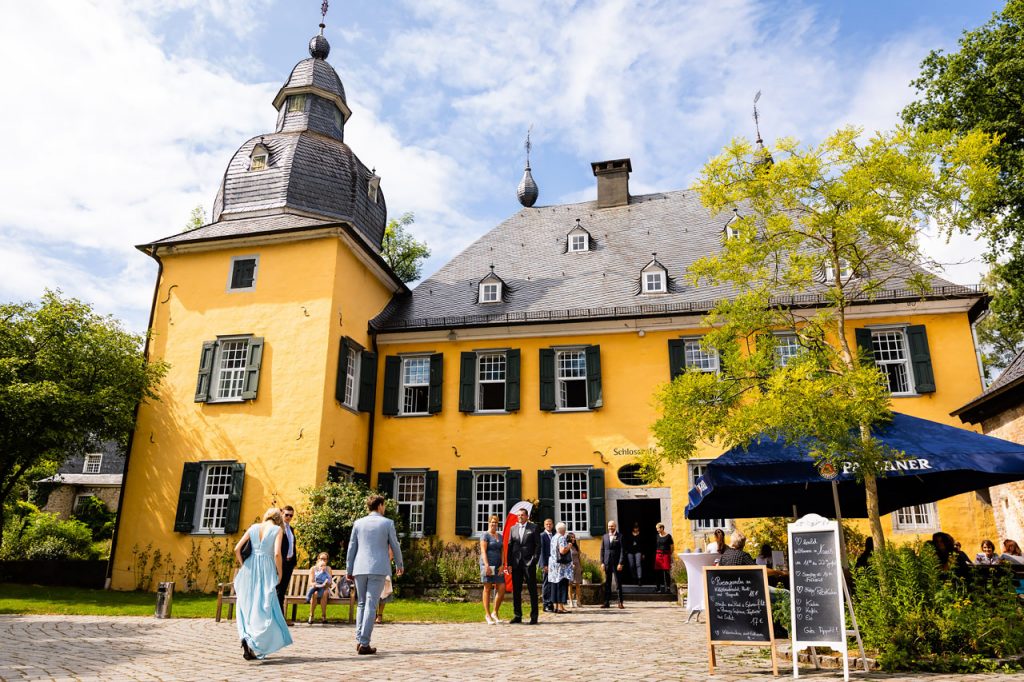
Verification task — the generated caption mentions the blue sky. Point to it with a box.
[0,1,1005,333]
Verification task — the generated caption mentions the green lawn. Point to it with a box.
[0,584,505,623]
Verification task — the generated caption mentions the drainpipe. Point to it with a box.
[364,329,379,485]
[105,250,163,589]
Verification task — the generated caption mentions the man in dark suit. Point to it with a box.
[507,506,539,624]
[276,505,298,615]
[600,519,625,609]
[539,518,554,612]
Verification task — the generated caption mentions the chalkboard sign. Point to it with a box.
[702,565,779,675]
[790,530,843,642]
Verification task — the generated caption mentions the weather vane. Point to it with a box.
[320,0,329,33]
[753,90,763,144]
[524,125,533,166]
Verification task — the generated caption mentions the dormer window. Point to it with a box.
[566,219,592,253]
[478,267,506,304]
[287,94,306,113]
[250,143,269,172]
[724,209,741,240]
[824,259,853,282]
[480,282,501,303]
[368,173,381,203]
[640,256,668,294]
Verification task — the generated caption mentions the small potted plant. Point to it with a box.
[671,558,688,606]
[582,570,593,585]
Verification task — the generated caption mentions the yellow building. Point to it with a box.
[110,33,996,589]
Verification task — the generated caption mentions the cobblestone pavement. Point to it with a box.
[1,603,1022,681]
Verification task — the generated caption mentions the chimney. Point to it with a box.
[591,158,632,209]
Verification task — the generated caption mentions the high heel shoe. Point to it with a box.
[241,640,256,661]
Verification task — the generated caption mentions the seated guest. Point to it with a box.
[976,539,1001,565]
[706,528,726,555]
[717,531,755,566]
[755,542,773,567]
[932,532,971,577]
[1003,539,1024,564]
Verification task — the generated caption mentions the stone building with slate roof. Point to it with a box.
[111,28,999,590]
[39,441,125,520]
[955,348,1024,546]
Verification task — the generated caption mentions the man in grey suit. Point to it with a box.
[346,494,404,655]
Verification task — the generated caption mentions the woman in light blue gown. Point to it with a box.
[233,507,293,660]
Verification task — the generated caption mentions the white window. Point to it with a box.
[643,271,666,293]
[82,454,102,474]
[195,463,233,533]
[480,282,501,303]
[725,224,740,240]
[212,338,251,401]
[473,471,506,535]
[871,329,915,395]
[477,353,506,411]
[227,256,258,291]
[569,233,588,252]
[250,153,267,171]
[688,461,732,533]
[892,502,938,532]
[556,469,589,535]
[824,259,853,282]
[400,357,430,415]
[74,494,96,515]
[395,472,426,536]
[343,346,360,408]
[368,175,380,203]
[556,349,588,410]
[775,334,802,367]
[287,94,306,112]
[684,338,719,373]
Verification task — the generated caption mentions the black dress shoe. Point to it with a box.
[357,644,377,655]
[600,604,610,609]
[241,640,256,661]
[509,616,523,624]
[528,619,538,625]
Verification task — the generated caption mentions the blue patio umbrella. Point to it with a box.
[686,412,1024,519]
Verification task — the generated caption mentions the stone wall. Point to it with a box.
[983,402,1024,546]
[41,485,121,520]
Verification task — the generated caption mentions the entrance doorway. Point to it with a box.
[616,498,661,586]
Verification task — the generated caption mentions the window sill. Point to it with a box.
[395,413,434,418]
[205,398,246,405]
[338,402,362,415]
[891,527,938,534]
[890,393,921,399]
[190,530,227,536]
[554,407,591,413]
[472,410,510,415]
[226,287,256,293]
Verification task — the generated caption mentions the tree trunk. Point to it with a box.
[863,471,886,550]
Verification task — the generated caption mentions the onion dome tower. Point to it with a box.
[517,128,539,208]
[209,10,387,251]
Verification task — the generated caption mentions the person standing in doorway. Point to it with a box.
[276,505,298,615]
[625,523,643,586]
[653,523,674,593]
[600,520,625,609]
[346,494,404,655]
[508,507,539,624]
[540,518,554,613]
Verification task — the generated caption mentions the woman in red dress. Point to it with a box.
[653,522,674,593]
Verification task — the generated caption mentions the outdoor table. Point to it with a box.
[678,551,719,622]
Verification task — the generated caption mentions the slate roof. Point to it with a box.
[374,189,980,331]
[51,440,125,476]
[954,346,1024,422]
[276,57,347,104]
[38,474,123,487]
[142,213,335,247]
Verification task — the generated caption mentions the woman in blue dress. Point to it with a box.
[548,522,574,613]
[233,507,293,660]
[478,514,505,624]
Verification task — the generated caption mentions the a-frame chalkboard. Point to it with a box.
[703,565,779,676]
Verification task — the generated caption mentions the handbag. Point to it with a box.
[240,535,252,563]
[556,543,571,565]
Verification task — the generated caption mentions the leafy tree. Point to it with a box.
[73,495,116,540]
[648,127,998,549]
[0,291,165,546]
[976,268,1024,379]
[182,205,205,232]
[291,478,402,567]
[902,1,1024,354]
[381,212,431,283]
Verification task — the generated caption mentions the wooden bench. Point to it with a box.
[216,569,356,624]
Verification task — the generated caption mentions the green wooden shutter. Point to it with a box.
[539,349,556,411]
[455,470,473,536]
[537,469,555,524]
[173,463,202,532]
[335,337,351,403]
[357,351,377,412]
[377,471,395,496]
[382,356,401,416]
[352,472,369,486]
[505,469,522,515]
[240,337,264,400]
[194,341,216,402]
[423,470,439,535]
[505,349,521,411]
[458,352,476,413]
[906,325,936,393]
[428,352,444,414]
[854,328,875,365]
[588,468,606,537]
[224,462,246,533]
[668,339,685,380]
[586,344,603,409]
